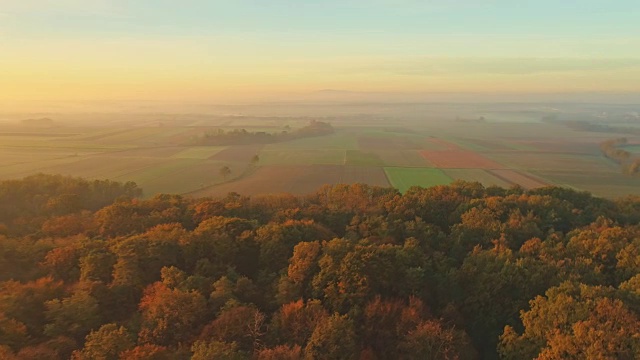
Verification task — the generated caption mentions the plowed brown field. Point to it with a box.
[419,150,505,169]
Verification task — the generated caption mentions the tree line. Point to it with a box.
[599,138,640,175]
[193,121,335,146]
[0,175,640,359]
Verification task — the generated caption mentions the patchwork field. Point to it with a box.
[512,141,602,155]
[384,167,452,193]
[486,152,618,172]
[259,149,346,165]
[531,170,640,198]
[374,150,432,167]
[268,133,358,150]
[190,165,390,196]
[489,169,549,189]
[1,113,638,199]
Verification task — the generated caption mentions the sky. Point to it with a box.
[1,0,639,106]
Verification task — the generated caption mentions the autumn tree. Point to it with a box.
[304,313,358,360]
[138,282,208,346]
[71,323,134,360]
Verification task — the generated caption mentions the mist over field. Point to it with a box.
[1,98,639,199]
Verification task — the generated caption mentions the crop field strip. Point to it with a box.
[66,128,138,142]
[511,140,602,155]
[37,156,172,181]
[258,149,346,166]
[489,169,549,189]
[485,152,619,172]
[170,146,228,159]
[425,137,462,150]
[357,135,442,151]
[130,160,247,196]
[211,144,265,162]
[443,169,513,188]
[460,138,530,152]
[419,150,506,169]
[344,150,385,166]
[91,127,192,145]
[384,167,453,193]
[266,132,359,150]
[0,157,90,180]
[110,146,186,158]
[374,150,434,167]
[190,165,390,197]
[109,158,204,185]
[530,170,640,198]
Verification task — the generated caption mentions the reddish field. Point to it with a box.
[419,150,505,169]
[489,169,549,189]
[189,165,390,196]
[210,145,264,162]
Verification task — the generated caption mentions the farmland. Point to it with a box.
[420,150,505,169]
[189,165,389,196]
[384,167,452,193]
[443,169,512,188]
[0,103,638,198]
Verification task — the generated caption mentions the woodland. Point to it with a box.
[0,174,640,359]
[194,121,335,146]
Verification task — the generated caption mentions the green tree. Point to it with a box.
[72,323,134,360]
[44,290,101,342]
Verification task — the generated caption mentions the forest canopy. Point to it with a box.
[0,174,639,359]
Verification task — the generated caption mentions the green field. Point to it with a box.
[384,167,453,193]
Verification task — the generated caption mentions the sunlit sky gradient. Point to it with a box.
[1,0,639,105]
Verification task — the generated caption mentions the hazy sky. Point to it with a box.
[1,0,639,104]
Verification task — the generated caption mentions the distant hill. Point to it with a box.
[21,117,54,126]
